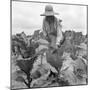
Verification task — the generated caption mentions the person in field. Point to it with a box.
[40,5,63,49]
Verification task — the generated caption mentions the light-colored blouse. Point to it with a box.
[42,17,63,45]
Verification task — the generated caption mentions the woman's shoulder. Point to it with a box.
[55,17,62,22]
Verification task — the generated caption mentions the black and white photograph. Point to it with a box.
[11,0,88,89]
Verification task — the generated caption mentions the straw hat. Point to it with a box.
[40,5,59,16]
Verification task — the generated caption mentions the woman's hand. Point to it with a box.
[56,42,61,48]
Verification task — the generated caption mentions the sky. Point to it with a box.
[12,1,87,35]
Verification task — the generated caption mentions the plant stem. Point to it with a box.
[26,73,32,88]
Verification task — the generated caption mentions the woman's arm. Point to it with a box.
[56,19,63,47]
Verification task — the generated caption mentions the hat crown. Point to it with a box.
[45,5,53,12]
[40,5,59,16]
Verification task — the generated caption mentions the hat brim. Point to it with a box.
[40,12,59,16]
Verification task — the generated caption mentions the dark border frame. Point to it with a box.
[10,0,88,89]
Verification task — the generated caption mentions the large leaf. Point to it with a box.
[36,38,49,45]
[15,76,25,83]
[20,46,35,58]
[60,52,87,85]
[30,68,50,87]
[15,70,26,76]
[33,30,40,39]
[31,52,58,79]
[46,50,63,71]
[16,57,37,74]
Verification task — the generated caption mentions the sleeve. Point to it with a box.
[56,19,63,46]
[42,19,47,37]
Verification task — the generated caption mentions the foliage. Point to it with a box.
[12,30,87,89]
[15,55,37,87]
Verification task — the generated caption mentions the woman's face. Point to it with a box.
[46,16,55,23]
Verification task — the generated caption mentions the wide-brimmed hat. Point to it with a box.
[40,5,59,16]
